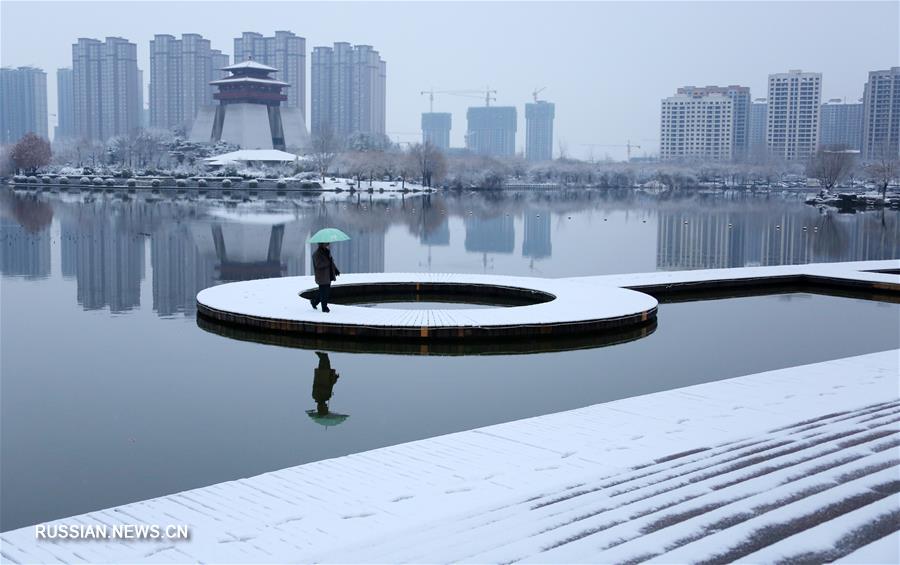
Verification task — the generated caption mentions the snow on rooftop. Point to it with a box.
[209,76,289,87]
[221,59,278,72]
[204,149,299,165]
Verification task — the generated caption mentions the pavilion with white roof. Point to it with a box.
[189,59,309,151]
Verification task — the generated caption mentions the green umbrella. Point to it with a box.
[308,228,351,244]
[305,410,350,427]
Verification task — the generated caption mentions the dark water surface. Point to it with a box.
[2,188,898,531]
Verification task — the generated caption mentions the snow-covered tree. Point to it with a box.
[409,142,447,187]
[866,143,900,201]
[309,127,339,181]
[807,147,857,191]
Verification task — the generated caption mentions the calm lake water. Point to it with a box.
[1,188,898,531]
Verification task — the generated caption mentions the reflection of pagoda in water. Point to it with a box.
[465,215,515,254]
[0,217,51,279]
[522,208,552,260]
[657,207,900,270]
[154,212,310,315]
[191,216,307,278]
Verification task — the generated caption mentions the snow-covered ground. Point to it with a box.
[1,350,897,564]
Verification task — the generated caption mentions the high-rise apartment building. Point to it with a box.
[234,31,306,118]
[72,37,142,141]
[819,99,863,150]
[310,42,386,139]
[659,92,733,161]
[56,68,75,140]
[0,66,48,143]
[466,106,517,156]
[766,70,821,161]
[748,98,767,157]
[421,112,451,149]
[149,33,228,129]
[677,85,750,160]
[862,67,900,160]
[525,100,555,161]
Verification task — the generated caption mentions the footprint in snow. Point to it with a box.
[630,435,644,440]
[391,495,414,503]
[677,418,689,424]
[445,487,472,494]
[342,512,375,519]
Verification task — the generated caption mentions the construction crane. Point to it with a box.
[420,88,498,111]
[581,140,643,161]
[532,86,547,103]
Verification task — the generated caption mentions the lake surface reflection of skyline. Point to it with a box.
[2,190,897,317]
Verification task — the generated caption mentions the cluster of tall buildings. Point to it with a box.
[1,31,387,150]
[420,98,555,161]
[660,67,900,162]
[1,66,49,144]
[310,43,387,138]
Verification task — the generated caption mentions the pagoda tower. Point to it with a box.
[190,59,308,150]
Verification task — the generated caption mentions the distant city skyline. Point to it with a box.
[1,1,897,159]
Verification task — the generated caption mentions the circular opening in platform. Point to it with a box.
[298,282,556,309]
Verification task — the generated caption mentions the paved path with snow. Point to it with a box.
[2,350,897,563]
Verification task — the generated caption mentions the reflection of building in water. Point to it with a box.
[151,226,217,316]
[189,218,308,283]
[327,228,385,274]
[657,208,900,270]
[465,215,515,254]
[421,215,450,246]
[60,218,145,312]
[0,217,51,279]
[522,209,552,259]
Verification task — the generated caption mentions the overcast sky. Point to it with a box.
[2,1,897,159]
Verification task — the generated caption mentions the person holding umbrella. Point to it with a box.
[308,228,350,313]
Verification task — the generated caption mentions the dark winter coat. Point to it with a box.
[313,246,340,286]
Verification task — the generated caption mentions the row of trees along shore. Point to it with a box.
[2,129,899,198]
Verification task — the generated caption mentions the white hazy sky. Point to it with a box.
[2,0,898,160]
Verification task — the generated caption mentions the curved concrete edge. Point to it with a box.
[196,273,659,340]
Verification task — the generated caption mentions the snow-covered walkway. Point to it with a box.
[2,350,898,563]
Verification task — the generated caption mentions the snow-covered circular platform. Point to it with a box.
[196,273,658,340]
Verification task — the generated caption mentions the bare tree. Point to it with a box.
[309,127,339,182]
[10,133,51,173]
[866,143,899,201]
[807,147,857,191]
[409,141,446,187]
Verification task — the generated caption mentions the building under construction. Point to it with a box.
[466,106,517,156]
[525,101,554,161]
[421,112,451,149]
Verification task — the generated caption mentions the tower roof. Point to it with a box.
[222,60,278,73]
[210,76,289,87]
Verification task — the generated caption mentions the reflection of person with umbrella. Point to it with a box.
[308,228,350,313]
[306,352,349,428]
